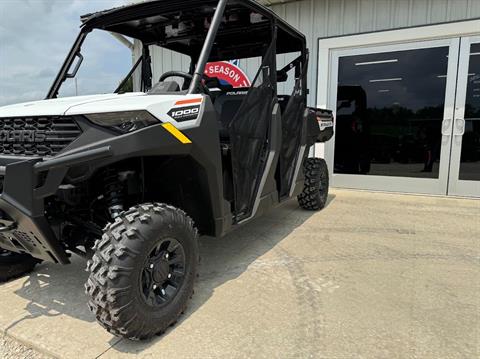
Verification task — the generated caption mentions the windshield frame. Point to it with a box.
[46,30,88,99]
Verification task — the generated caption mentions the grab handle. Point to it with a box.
[454,118,465,136]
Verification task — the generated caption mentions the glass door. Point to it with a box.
[448,36,480,197]
[326,39,460,195]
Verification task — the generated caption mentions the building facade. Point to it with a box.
[139,0,480,197]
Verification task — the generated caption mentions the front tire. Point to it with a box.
[298,158,329,211]
[0,250,38,283]
[85,203,198,340]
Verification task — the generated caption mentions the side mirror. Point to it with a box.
[66,53,84,79]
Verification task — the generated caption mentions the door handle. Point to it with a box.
[454,118,465,136]
[441,118,452,136]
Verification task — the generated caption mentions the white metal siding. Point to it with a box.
[140,0,480,105]
[269,0,480,105]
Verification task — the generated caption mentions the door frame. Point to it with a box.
[316,19,480,195]
[448,35,480,197]
[328,38,459,195]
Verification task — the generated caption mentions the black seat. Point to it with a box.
[213,89,248,141]
[204,76,233,92]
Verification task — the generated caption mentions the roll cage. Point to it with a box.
[47,0,307,99]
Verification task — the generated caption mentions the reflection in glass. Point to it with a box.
[459,43,480,181]
[335,47,449,179]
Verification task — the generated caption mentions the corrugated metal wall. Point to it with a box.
[138,0,480,105]
[270,0,480,105]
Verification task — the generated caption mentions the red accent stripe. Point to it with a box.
[175,98,203,106]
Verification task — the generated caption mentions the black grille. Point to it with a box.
[0,116,82,157]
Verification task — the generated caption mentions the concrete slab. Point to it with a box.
[0,190,478,358]
[0,258,121,358]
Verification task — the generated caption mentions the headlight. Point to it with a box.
[85,111,159,134]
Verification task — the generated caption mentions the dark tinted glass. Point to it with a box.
[335,47,449,178]
[459,43,480,181]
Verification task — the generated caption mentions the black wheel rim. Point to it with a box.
[140,238,186,307]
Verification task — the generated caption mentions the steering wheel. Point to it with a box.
[159,71,210,95]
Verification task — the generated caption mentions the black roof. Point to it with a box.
[80,0,306,60]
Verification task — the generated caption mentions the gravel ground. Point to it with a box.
[0,333,50,359]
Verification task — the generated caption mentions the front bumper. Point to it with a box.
[0,147,112,263]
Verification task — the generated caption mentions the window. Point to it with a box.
[335,46,450,179]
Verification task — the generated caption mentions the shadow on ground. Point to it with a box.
[7,196,335,354]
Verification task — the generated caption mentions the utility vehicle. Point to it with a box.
[0,0,333,340]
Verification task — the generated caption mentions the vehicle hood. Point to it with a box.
[0,93,146,118]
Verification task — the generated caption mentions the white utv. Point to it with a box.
[0,0,333,340]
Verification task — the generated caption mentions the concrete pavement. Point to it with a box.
[0,189,478,358]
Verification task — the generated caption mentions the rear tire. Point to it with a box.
[298,158,329,211]
[0,250,38,283]
[85,203,198,340]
